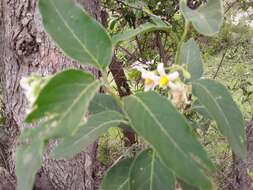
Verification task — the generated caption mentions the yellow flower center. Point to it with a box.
[159,76,169,87]
[144,78,153,85]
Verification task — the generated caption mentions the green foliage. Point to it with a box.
[123,92,213,189]
[39,0,112,69]
[26,70,100,137]
[89,94,122,114]
[180,38,203,80]
[16,141,44,190]
[100,158,133,190]
[130,149,175,190]
[180,0,224,36]
[51,111,127,159]
[100,149,175,190]
[19,120,54,142]
[192,79,246,159]
[202,21,253,121]
[112,18,170,45]
[191,100,212,120]
[179,179,199,190]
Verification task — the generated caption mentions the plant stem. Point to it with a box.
[213,48,228,79]
[175,21,190,65]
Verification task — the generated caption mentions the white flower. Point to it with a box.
[157,63,179,89]
[133,65,159,91]
[20,74,48,106]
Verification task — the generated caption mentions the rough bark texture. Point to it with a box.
[109,57,131,97]
[0,167,16,190]
[226,120,253,190]
[0,0,101,189]
[109,57,136,146]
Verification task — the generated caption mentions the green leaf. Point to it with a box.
[130,149,175,190]
[16,140,44,190]
[180,0,224,36]
[89,94,122,114]
[26,70,100,137]
[179,179,199,190]
[180,38,203,80]
[100,158,133,190]
[19,120,53,141]
[123,92,213,189]
[112,21,169,46]
[192,79,246,159]
[39,0,112,69]
[191,100,212,119]
[51,111,127,159]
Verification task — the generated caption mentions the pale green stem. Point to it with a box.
[175,21,190,65]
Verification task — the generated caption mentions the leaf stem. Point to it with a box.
[175,21,190,65]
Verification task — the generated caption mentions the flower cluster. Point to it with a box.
[133,62,191,107]
[133,63,180,91]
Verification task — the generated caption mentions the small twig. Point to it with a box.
[155,31,167,64]
[213,49,228,79]
[135,35,143,56]
[115,0,143,12]
[118,46,145,64]
[117,46,136,61]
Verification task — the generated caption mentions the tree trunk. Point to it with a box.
[226,120,253,190]
[0,167,16,190]
[0,0,101,189]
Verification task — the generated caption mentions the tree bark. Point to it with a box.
[109,57,136,146]
[0,0,101,189]
[0,167,16,190]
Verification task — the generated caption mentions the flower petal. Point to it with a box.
[157,63,166,76]
[152,76,160,86]
[168,71,179,81]
[144,83,155,91]
[142,71,151,79]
